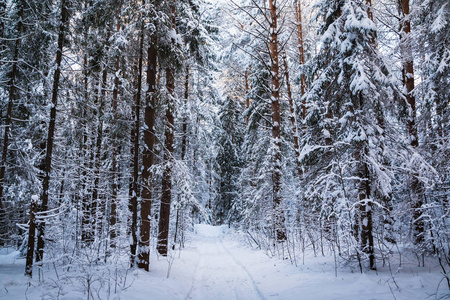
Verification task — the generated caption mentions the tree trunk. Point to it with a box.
[157,72,175,255]
[245,69,250,125]
[399,0,423,246]
[157,3,176,256]
[0,4,22,233]
[0,0,6,65]
[0,0,23,218]
[138,30,158,271]
[268,0,286,242]
[181,66,189,162]
[34,0,68,264]
[130,24,144,268]
[91,60,108,239]
[365,0,395,245]
[295,0,307,121]
[173,65,189,249]
[282,53,301,178]
[110,5,122,250]
[81,53,94,245]
[357,149,375,270]
[24,197,37,276]
[352,100,375,270]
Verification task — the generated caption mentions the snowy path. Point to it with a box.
[0,225,446,299]
[185,226,265,300]
[124,224,446,300]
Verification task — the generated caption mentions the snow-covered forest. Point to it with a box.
[0,0,449,299]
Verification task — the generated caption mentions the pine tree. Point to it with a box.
[138,0,159,270]
[26,0,70,276]
[229,0,289,243]
[0,0,23,227]
[129,12,145,269]
[397,0,425,248]
[109,1,123,250]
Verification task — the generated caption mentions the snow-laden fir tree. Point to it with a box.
[0,0,54,246]
[414,0,450,283]
[215,94,245,225]
[302,0,402,270]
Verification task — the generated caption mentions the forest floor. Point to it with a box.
[0,224,448,299]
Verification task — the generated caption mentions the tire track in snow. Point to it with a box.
[185,252,200,300]
[184,227,266,300]
[220,240,267,300]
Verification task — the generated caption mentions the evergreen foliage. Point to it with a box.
[0,0,447,290]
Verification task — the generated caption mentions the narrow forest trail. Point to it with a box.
[185,225,266,300]
[0,225,444,299]
[123,224,443,300]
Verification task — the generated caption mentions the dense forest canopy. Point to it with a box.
[0,0,448,291]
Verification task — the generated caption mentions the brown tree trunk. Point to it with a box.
[282,53,301,178]
[173,65,189,249]
[0,0,5,65]
[295,0,307,121]
[366,0,395,245]
[399,0,417,147]
[24,197,37,276]
[130,24,144,268]
[245,69,250,125]
[157,2,176,256]
[181,66,189,162]
[352,92,375,270]
[357,146,375,270]
[138,29,158,271]
[80,52,95,245]
[399,0,423,246]
[109,5,122,250]
[157,69,175,256]
[0,1,23,211]
[34,0,68,264]
[366,0,374,31]
[91,60,108,239]
[362,2,376,270]
[268,0,286,242]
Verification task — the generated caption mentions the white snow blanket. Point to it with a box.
[0,225,447,299]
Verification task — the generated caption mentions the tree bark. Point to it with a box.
[245,69,250,125]
[109,5,122,250]
[80,0,94,245]
[24,197,37,276]
[130,24,144,268]
[0,0,6,65]
[357,146,375,270]
[34,0,68,264]
[157,2,176,256]
[181,66,189,162]
[91,59,108,239]
[157,69,175,256]
[295,0,307,121]
[399,0,423,246]
[138,28,158,271]
[0,0,23,211]
[81,52,94,245]
[173,65,189,249]
[268,0,286,242]
[282,53,302,178]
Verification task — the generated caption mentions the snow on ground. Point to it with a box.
[0,225,448,299]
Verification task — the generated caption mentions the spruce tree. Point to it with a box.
[303,0,400,270]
